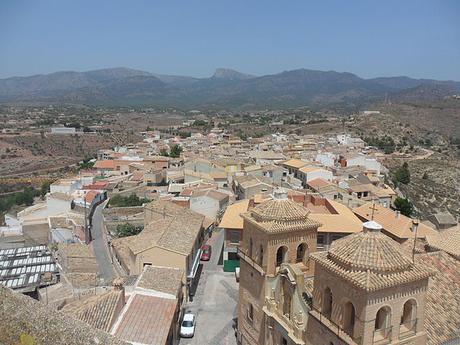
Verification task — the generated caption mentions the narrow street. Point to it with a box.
[90,201,116,284]
[180,228,239,345]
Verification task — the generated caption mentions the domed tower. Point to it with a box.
[237,188,321,345]
[308,221,434,345]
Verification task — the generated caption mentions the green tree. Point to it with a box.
[159,148,169,157]
[40,180,54,197]
[109,193,150,207]
[115,223,143,237]
[394,162,410,184]
[394,197,414,217]
[169,144,183,158]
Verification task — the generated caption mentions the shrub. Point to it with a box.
[115,223,143,237]
[394,197,414,217]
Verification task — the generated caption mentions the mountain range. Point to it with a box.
[0,67,459,109]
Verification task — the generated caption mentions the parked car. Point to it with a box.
[180,313,196,338]
[201,244,212,261]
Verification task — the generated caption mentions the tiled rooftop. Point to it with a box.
[113,293,176,345]
[63,289,125,332]
[0,285,127,345]
[137,266,183,296]
[418,252,460,345]
[243,191,321,233]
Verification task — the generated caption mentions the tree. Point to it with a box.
[109,193,150,207]
[40,180,54,197]
[160,148,169,157]
[394,162,410,184]
[169,144,183,158]
[115,223,143,237]
[394,197,414,217]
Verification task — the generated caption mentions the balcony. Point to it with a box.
[309,307,362,345]
[263,302,305,345]
[237,247,265,276]
[373,326,392,345]
[399,319,418,340]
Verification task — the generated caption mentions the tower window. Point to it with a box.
[276,246,288,267]
[322,287,333,319]
[401,299,417,332]
[296,243,308,263]
[374,306,392,340]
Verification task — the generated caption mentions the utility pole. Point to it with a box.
[84,192,88,244]
[411,219,419,262]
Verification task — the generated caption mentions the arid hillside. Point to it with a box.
[0,132,141,176]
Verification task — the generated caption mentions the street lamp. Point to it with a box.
[411,219,419,262]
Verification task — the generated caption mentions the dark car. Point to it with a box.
[201,244,212,261]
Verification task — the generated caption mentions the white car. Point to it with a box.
[180,313,196,338]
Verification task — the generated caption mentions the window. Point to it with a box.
[228,230,240,244]
[281,338,288,345]
[322,287,333,319]
[375,306,392,340]
[343,301,356,338]
[247,303,254,322]
[317,234,325,245]
[258,245,264,266]
[401,299,417,331]
[296,243,308,263]
[276,246,288,267]
[249,238,253,258]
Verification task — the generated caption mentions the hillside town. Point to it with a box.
[1,123,459,345]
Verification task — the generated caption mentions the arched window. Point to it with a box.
[296,243,308,263]
[276,246,288,267]
[249,238,253,258]
[258,245,264,266]
[401,299,417,331]
[343,301,356,338]
[322,287,333,319]
[375,306,392,339]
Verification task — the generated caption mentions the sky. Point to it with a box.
[0,1,459,80]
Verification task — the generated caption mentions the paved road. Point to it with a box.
[180,229,239,345]
[90,201,116,284]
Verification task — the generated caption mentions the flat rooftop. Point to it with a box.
[0,245,58,292]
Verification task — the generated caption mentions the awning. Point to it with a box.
[187,248,202,280]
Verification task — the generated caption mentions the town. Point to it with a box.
[1,115,459,345]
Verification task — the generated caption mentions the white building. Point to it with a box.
[315,152,336,168]
[51,127,76,134]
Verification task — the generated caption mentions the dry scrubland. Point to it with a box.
[0,132,141,176]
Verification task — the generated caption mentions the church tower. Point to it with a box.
[237,189,320,345]
[307,221,434,345]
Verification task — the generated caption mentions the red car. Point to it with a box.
[201,245,212,261]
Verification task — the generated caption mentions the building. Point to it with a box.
[219,199,251,271]
[0,245,59,296]
[237,210,436,345]
[307,221,433,345]
[0,284,126,345]
[111,200,206,296]
[237,189,321,345]
[353,202,438,243]
[297,166,333,186]
[51,127,76,134]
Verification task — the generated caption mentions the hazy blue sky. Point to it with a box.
[0,0,459,80]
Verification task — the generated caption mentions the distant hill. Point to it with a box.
[0,67,459,109]
[211,68,255,80]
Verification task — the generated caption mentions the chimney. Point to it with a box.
[112,277,126,304]
[396,210,401,218]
